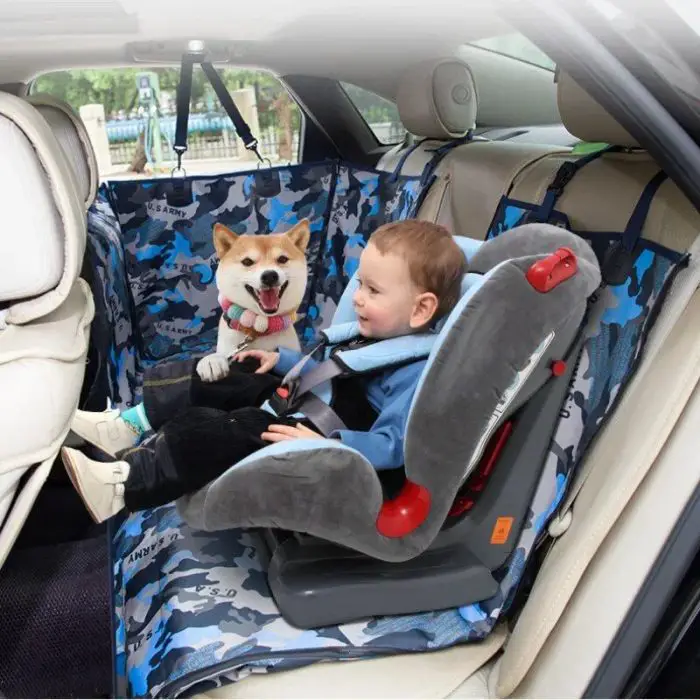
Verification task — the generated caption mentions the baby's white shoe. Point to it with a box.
[61,447,130,523]
[71,404,140,457]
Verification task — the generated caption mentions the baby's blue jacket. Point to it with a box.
[274,346,425,470]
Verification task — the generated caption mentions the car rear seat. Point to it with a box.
[0,93,95,569]
[488,72,700,697]
[377,58,569,237]
[196,72,700,698]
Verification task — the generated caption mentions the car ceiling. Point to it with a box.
[0,0,512,96]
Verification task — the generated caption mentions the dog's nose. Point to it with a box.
[261,270,279,287]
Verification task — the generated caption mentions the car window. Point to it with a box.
[578,0,700,143]
[30,67,302,180]
[341,82,407,145]
[469,32,556,70]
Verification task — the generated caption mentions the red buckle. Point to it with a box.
[526,247,577,292]
[276,386,290,399]
[376,480,431,538]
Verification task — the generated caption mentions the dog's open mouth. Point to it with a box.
[245,281,289,314]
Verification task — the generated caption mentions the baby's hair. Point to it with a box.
[369,220,467,320]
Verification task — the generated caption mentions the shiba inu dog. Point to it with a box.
[196,219,310,383]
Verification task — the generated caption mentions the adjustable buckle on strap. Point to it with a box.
[546,160,579,197]
[172,145,187,177]
[244,138,264,163]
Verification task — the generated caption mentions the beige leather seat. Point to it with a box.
[377,57,479,176]
[196,72,700,698]
[377,58,568,237]
[27,94,99,211]
[0,93,95,569]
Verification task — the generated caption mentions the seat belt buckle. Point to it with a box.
[268,378,300,416]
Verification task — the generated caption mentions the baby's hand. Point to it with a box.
[235,349,279,374]
[262,423,324,442]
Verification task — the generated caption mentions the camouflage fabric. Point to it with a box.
[106,163,336,364]
[113,506,492,699]
[479,198,684,619]
[488,196,571,237]
[309,165,424,341]
[102,163,426,360]
[104,169,684,697]
[85,187,140,408]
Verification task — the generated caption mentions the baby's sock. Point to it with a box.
[121,402,153,436]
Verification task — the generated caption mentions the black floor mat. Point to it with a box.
[0,533,112,698]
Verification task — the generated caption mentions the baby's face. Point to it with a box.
[353,243,426,339]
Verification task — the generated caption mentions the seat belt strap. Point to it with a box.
[297,393,348,435]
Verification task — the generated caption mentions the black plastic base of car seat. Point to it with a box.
[257,334,581,629]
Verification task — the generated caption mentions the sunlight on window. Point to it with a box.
[470,33,555,70]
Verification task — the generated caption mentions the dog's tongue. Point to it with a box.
[259,287,280,312]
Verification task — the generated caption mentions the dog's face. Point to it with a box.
[214,219,310,316]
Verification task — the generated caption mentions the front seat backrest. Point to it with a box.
[0,93,86,325]
[556,71,638,148]
[378,57,478,176]
[27,94,99,210]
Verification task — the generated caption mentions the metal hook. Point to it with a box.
[171,150,187,178]
[256,157,273,170]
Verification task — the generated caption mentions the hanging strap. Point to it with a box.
[171,52,263,173]
[538,145,622,221]
[172,53,195,174]
[200,62,263,162]
[620,170,668,251]
[388,138,428,181]
[601,169,669,286]
[418,131,476,189]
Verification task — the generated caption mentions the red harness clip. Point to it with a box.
[526,247,578,293]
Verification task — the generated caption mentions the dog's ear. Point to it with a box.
[285,218,311,253]
[213,223,238,259]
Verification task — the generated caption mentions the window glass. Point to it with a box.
[31,67,302,179]
[470,32,555,70]
[341,82,407,144]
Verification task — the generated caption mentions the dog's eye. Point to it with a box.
[241,257,255,267]
[277,255,289,265]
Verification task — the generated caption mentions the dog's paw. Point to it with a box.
[196,354,230,383]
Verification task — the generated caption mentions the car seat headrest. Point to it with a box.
[0,92,86,323]
[468,222,602,292]
[396,58,478,140]
[27,94,99,209]
[557,71,639,148]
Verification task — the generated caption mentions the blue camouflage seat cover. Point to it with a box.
[85,157,685,698]
[87,162,423,409]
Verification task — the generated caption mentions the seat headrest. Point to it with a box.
[27,94,99,209]
[0,93,86,324]
[396,58,477,140]
[557,71,639,148]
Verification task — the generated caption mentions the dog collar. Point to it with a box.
[219,294,296,338]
